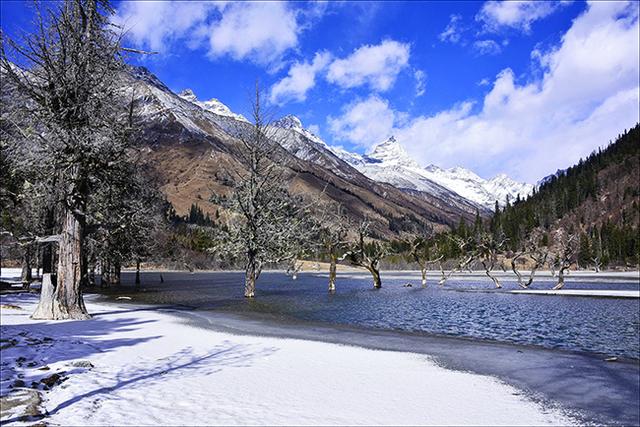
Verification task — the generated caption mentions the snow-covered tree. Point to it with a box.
[211,86,318,298]
[1,0,141,319]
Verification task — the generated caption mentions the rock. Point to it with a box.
[26,361,38,367]
[0,304,22,310]
[69,360,94,368]
[402,283,413,287]
[12,379,26,388]
[40,372,66,388]
[16,356,26,366]
[0,338,18,350]
[0,389,43,422]
[37,366,50,371]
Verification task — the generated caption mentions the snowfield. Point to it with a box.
[0,292,578,426]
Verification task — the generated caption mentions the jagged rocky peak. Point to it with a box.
[178,88,197,103]
[368,136,420,168]
[177,89,249,122]
[130,66,171,92]
[273,115,303,130]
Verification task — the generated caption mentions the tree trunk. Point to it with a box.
[52,210,90,319]
[420,266,427,288]
[525,268,538,288]
[438,262,447,286]
[21,249,32,289]
[244,253,257,298]
[31,273,55,319]
[80,253,89,289]
[135,259,141,286]
[101,259,110,287]
[42,207,55,274]
[113,262,121,286]
[553,266,568,290]
[483,261,501,288]
[328,254,337,292]
[368,263,382,289]
[512,263,525,288]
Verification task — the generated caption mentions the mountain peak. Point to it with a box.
[273,115,303,130]
[178,89,197,102]
[368,136,420,168]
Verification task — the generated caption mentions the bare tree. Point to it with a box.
[319,203,350,292]
[552,231,577,290]
[344,220,389,289]
[211,85,318,298]
[438,235,475,286]
[406,232,441,287]
[476,232,507,288]
[510,230,549,289]
[2,0,140,319]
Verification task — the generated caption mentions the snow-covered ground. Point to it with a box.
[0,292,577,426]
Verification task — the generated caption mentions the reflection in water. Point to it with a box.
[109,271,640,359]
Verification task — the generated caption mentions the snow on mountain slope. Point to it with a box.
[332,137,533,209]
[484,174,533,205]
[130,66,527,213]
[178,89,249,123]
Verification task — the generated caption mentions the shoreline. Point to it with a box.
[166,300,639,426]
[1,293,585,426]
[2,269,639,425]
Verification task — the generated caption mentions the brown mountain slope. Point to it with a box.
[128,68,481,237]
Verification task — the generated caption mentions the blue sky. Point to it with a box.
[2,1,639,183]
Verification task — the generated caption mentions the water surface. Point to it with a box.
[110,271,640,359]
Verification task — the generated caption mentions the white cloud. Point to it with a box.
[439,14,464,43]
[326,40,411,91]
[115,1,306,65]
[328,96,397,148]
[414,69,427,97]
[473,39,502,55]
[476,1,569,33]
[331,2,639,182]
[114,1,218,52]
[269,52,332,105]
[207,2,300,64]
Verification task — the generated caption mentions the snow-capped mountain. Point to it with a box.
[178,89,249,123]
[421,165,533,208]
[330,136,533,209]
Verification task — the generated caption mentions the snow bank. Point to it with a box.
[1,293,576,426]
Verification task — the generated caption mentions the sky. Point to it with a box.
[1,1,638,183]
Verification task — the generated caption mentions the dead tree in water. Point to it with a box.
[211,85,317,298]
[344,221,389,289]
[511,249,548,289]
[477,233,507,288]
[319,203,349,292]
[406,232,441,287]
[552,232,577,290]
[438,235,475,286]
[510,231,549,289]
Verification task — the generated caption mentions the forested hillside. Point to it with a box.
[495,124,639,267]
